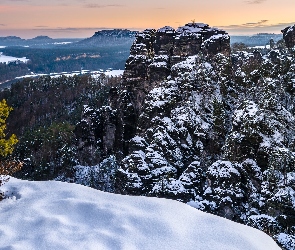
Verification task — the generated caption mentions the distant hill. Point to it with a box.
[0,36,82,47]
[76,29,138,47]
[0,36,25,46]
[28,35,53,41]
[0,30,137,48]
[231,33,283,46]
[0,29,136,83]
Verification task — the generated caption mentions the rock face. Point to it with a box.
[282,24,295,48]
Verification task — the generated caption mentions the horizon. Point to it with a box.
[0,29,284,40]
[0,0,295,39]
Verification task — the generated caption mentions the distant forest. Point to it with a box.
[2,45,130,73]
[0,44,131,83]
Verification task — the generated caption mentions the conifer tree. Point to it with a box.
[0,99,18,157]
[0,99,21,198]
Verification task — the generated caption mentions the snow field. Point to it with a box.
[0,178,280,250]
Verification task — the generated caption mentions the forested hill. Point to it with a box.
[2,23,295,249]
[75,29,138,47]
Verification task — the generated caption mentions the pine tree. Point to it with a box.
[0,99,18,157]
[0,99,21,199]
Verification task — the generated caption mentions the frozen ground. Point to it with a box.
[0,178,281,250]
[0,52,29,64]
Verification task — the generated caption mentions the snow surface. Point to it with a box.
[0,178,280,250]
[104,69,124,77]
[250,45,271,49]
[176,24,206,34]
[0,52,29,64]
[157,26,175,33]
[53,42,73,45]
[14,69,124,81]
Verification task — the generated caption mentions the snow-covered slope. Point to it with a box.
[0,52,29,64]
[0,178,280,250]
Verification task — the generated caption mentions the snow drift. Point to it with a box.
[0,178,280,250]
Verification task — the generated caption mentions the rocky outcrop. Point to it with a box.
[282,24,295,48]
[118,23,230,154]
[115,23,232,197]
[93,29,137,38]
[124,23,230,86]
[77,29,138,47]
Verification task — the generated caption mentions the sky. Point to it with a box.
[0,0,295,38]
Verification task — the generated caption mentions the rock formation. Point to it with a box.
[282,24,295,48]
[75,22,231,169]
[119,23,230,154]
[124,23,230,85]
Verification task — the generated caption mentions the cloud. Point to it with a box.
[0,24,6,26]
[222,20,269,29]
[32,27,119,33]
[5,0,30,1]
[218,21,295,35]
[35,25,49,28]
[245,0,266,4]
[31,26,141,36]
[84,4,124,8]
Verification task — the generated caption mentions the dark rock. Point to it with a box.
[74,105,119,164]
[282,25,295,48]
[147,55,171,82]
[123,22,230,87]
[154,26,176,55]
[201,33,231,56]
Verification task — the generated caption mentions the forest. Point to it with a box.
[0,74,121,181]
[1,45,129,74]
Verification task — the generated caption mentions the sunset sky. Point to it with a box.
[0,0,295,38]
